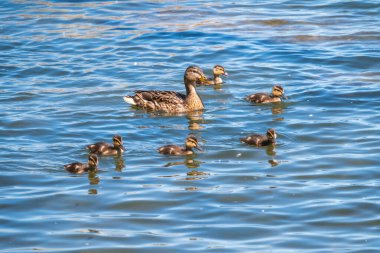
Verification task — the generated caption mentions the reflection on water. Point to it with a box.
[164,157,202,169]
[186,110,205,130]
[88,171,100,185]
[268,159,280,167]
[2,0,380,252]
[271,103,285,116]
[114,156,125,172]
[185,169,210,180]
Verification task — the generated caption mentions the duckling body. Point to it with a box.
[158,136,201,156]
[241,129,277,147]
[246,85,284,104]
[198,65,228,86]
[64,154,98,174]
[87,135,125,156]
[123,66,208,113]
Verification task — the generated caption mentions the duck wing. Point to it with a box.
[124,90,187,112]
[157,144,183,155]
[240,134,265,146]
[64,162,87,174]
[245,92,271,103]
[87,142,110,154]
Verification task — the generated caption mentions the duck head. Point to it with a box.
[88,154,99,167]
[185,135,202,151]
[184,66,208,84]
[266,128,277,141]
[113,135,123,148]
[213,65,228,77]
[272,85,285,98]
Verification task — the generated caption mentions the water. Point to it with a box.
[1,0,380,252]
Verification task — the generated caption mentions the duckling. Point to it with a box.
[157,135,201,156]
[86,135,125,156]
[123,66,208,113]
[197,65,228,85]
[64,154,98,174]
[246,85,285,103]
[240,128,277,146]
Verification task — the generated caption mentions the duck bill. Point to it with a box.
[199,75,208,83]
[194,145,203,151]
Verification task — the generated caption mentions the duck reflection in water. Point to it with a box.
[271,103,285,116]
[164,157,203,169]
[186,110,205,130]
[114,156,125,172]
[266,144,280,167]
[87,170,100,195]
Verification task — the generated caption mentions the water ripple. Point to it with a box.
[1,0,380,252]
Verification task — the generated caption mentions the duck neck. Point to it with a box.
[214,75,222,84]
[88,164,97,171]
[184,146,194,155]
[114,145,124,155]
[185,80,204,110]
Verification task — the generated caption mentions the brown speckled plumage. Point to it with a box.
[246,85,284,104]
[241,129,277,147]
[157,136,201,156]
[123,66,208,113]
[64,154,99,174]
[86,135,125,156]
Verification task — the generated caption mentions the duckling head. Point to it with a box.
[185,66,207,85]
[213,65,228,77]
[88,154,99,167]
[113,135,123,147]
[266,128,277,141]
[185,135,202,151]
[272,85,285,98]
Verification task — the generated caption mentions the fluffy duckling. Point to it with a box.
[198,65,228,85]
[246,85,285,103]
[240,128,277,146]
[157,135,201,156]
[64,154,99,174]
[123,66,208,113]
[86,135,125,156]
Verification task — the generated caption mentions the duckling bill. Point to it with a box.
[157,135,201,156]
[64,154,98,174]
[123,66,208,113]
[246,85,285,103]
[241,129,277,147]
[86,135,125,156]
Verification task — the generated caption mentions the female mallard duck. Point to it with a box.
[123,66,208,113]
[86,135,125,156]
[157,135,201,156]
[246,85,285,103]
[240,128,277,146]
[64,154,98,174]
[197,65,228,85]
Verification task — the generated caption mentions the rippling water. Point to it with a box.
[1,0,380,252]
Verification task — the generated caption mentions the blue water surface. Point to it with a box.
[1,1,380,252]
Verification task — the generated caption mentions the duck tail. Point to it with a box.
[123,96,136,105]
